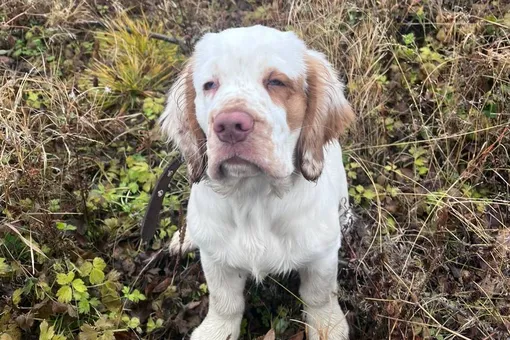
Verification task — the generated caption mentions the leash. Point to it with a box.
[140,156,184,243]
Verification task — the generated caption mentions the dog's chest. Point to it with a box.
[224,212,306,278]
[188,185,341,279]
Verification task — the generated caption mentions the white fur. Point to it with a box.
[161,25,351,340]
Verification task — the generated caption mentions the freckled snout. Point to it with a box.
[213,111,254,144]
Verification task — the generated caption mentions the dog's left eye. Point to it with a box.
[203,81,217,91]
[267,79,285,87]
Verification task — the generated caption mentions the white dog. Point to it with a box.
[159,25,355,340]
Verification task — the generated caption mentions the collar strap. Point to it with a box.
[140,157,184,243]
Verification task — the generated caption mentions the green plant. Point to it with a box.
[87,12,184,109]
[12,27,47,58]
[122,286,146,303]
[121,315,141,332]
[146,316,164,333]
[409,146,429,177]
[55,271,86,304]
[142,96,165,120]
[402,32,415,46]
[345,161,360,180]
[55,222,76,232]
[25,90,50,109]
[85,154,162,212]
[0,258,11,276]
[39,320,66,340]
[349,184,380,206]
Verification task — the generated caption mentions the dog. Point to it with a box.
[159,25,355,340]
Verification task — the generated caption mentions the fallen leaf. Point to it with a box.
[263,329,275,340]
[185,301,201,310]
[15,313,34,331]
[288,332,305,340]
[52,301,68,314]
[152,277,171,293]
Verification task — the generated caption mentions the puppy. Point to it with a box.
[159,25,355,340]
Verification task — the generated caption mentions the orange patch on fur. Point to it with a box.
[304,56,354,143]
[183,62,208,183]
[265,70,307,131]
[295,53,356,181]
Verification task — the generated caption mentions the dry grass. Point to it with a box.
[1,0,509,339]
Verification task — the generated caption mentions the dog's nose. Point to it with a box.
[213,111,254,144]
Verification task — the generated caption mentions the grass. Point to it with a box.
[88,11,184,110]
[1,0,509,339]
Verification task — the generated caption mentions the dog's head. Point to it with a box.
[159,25,354,184]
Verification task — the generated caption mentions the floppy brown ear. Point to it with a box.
[296,51,355,181]
[159,59,207,183]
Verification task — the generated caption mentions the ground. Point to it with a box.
[0,1,509,339]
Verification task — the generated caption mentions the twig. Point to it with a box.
[124,27,189,54]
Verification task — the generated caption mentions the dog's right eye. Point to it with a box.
[203,81,217,91]
[267,79,285,87]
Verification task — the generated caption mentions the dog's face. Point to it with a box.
[160,25,354,183]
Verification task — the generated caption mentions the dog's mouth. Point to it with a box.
[219,156,262,178]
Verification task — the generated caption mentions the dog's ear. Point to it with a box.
[296,51,355,181]
[159,59,207,183]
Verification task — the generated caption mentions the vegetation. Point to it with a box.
[1,0,509,339]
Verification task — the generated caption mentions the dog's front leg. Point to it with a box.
[299,251,349,340]
[190,253,246,340]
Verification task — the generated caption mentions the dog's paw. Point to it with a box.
[190,314,241,340]
[168,229,197,256]
[304,305,349,340]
